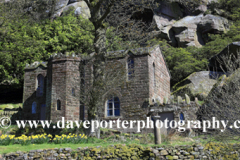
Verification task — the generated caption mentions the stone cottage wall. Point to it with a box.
[23,46,172,123]
[49,54,81,122]
[23,63,47,120]
[80,54,151,121]
[148,46,171,104]
[65,59,81,121]
[97,55,150,121]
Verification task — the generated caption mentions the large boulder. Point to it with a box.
[171,15,204,47]
[172,71,219,100]
[54,0,69,17]
[53,0,90,19]
[153,0,230,47]
[62,1,90,19]
[171,14,230,47]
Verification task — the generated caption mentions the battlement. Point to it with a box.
[25,61,48,69]
[49,52,81,61]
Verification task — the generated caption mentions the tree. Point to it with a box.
[0,7,128,86]
[0,11,95,85]
[0,0,57,85]
[1,0,158,136]
[79,0,158,136]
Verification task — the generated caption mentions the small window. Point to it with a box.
[57,100,61,110]
[180,113,184,123]
[153,63,156,87]
[127,57,134,80]
[72,88,75,96]
[107,97,120,117]
[36,74,44,97]
[32,102,37,114]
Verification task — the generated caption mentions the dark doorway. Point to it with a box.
[80,104,85,121]
[159,112,174,135]
[40,104,46,120]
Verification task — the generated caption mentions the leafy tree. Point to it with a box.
[77,0,158,137]
[0,11,95,85]
[148,40,207,85]
[218,0,240,20]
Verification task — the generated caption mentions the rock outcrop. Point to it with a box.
[153,0,231,47]
[172,71,220,100]
[62,1,90,19]
[53,0,90,19]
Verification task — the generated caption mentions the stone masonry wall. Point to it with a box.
[50,58,67,122]
[107,97,199,134]
[23,63,47,120]
[3,144,240,160]
[148,46,171,104]
[65,59,81,121]
[98,55,150,121]
[23,46,172,122]
[50,54,81,122]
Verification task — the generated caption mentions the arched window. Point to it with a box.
[32,102,37,114]
[57,100,61,110]
[107,97,120,117]
[36,74,44,97]
[180,112,184,123]
[127,57,134,80]
[153,63,156,87]
[72,88,75,96]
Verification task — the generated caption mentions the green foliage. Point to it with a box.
[151,40,207,85]
[219,0,240,20]
[0,12,94,85]
[186,35,231,60]
[0,9,131,86]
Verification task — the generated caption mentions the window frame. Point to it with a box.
[107,96,120,117]
[72,88,75,96]
[180,112,184,123]
[127,57,134,81]
[57,100,61,110]
[36,74,44,97]
[32,102,37,114]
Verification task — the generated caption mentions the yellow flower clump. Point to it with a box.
[0,133,87,145]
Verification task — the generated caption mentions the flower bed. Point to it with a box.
[0,133,87,146]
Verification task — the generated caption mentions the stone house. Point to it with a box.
[22,45,171,122]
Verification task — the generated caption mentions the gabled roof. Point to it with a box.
[105,45,171,78]
[104,47,153,58]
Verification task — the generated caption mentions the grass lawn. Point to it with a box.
[0,143,117,154]
[1,134,240,154]
[0,103,22,114]
[0,134,217,154]
[0,140,194,154]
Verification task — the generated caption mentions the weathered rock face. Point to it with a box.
[53,0,90,19]
[54,0,69,17]
[172,71,219,100]
[62,1,90,19]
[153,0,230,47]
